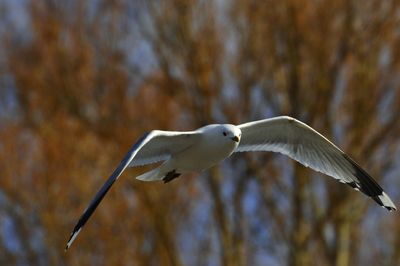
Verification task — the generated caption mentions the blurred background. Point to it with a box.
[0,0,400,265]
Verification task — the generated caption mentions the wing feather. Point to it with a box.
[128,130,200,167]
[66,130,200,250]
[236,116,396,211]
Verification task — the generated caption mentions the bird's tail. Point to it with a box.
[136,167,165,181]
[136,161,182,183]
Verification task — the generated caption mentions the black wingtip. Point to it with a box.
[65,226,82,251]
[343,154,396,211]
[374,192,397,211]
[385,206,396,212]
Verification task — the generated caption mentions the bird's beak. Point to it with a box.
[231,136,239,143]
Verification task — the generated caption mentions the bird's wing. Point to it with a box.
[236,116,396,211]
[128,130,201,166]
[65,130,201,250]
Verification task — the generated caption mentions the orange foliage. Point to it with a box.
[0,0,399,265]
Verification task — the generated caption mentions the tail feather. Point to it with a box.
[136,168,164,181]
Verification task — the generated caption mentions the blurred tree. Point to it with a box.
[0,0,399,265]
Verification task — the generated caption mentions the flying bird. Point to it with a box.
[66,116,396,250]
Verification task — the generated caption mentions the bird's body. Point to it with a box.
[136,124,240,182]
[66,116,397,250]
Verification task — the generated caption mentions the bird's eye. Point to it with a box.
[223,132,227,136]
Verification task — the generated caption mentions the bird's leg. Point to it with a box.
[163,169,181,183]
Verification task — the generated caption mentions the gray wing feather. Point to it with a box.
[236,116,396,211]
[128,130,200,167]
[66,130,200,250]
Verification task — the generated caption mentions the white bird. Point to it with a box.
[65,116,396,250]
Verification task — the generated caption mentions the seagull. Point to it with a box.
[65,116,396,250]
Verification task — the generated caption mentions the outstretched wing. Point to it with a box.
[236,116,396,211]
[65,130,200,250]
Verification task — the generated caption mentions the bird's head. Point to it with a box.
[200,124,241,146]
[218,124,241,144]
